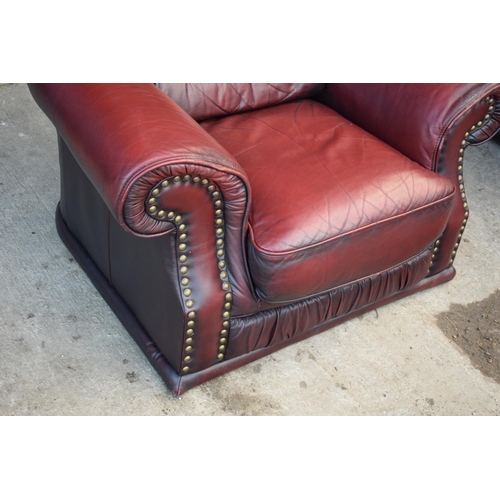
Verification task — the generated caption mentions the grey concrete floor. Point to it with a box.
[1,83,499,416]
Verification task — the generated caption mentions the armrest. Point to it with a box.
[28,83,251,234]
[316,83,500,171]
[28,83,257,317]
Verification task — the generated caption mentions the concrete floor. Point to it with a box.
[1,83,499,416]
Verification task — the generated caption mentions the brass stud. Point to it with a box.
[174,176,181,182]
[219,345,225,351]
[179,223,186,232]
[461,140,466,145]
[162,180,169,188]
[186,299,194,308]
[454,243,459,249]
[181,278,189,286]
[470,125,476,131]
[188,311,196,319]
[184,175,191,181]
[187,320,194,328]
[222,321,229,328]
[215,209,223,216]
[489,106,494,111]
[458,157,463,163]
[180,266,188,274]
[457,234,462,240]
[458,175,463,182]
[220,271,228,279]
[212,191,220,198]
[217,353,224,360]
[219,261,226,269]
[224,302,231,310]
[179,255,187,263]
[158,210,166,218]
[461,193,466,199]
[207,185,215,192]
[485,114,490,120]
[222,283,230,291]
[459,148,464,154]
[220,329,228,335]
[168,211,175,219]
[217,249,224,257]
[215,200,222,207]
[464,211,469,218]
[186,329,194,335]
[216,239,224,247]
[202,179,209,185]
[185,346,193,352]
[464,132,469,137]
[175,215,182,223]
[449,259,454,264]
[182,366,189,373]
[222,310,230,318]
[148,206,156,213]
[433,247,439,254]
[186,337,193,344]
[463,202,468,208]
[461,225,465,231]
[184,356,192,362]
[225,293,232,301]
[435,240,440,246]
[193,176,201,183]
[477,121,482,127]
[152,188,160,196]
[179,243,187,251]
[179,233,187,241]
[458,165,463,172]
[148,197,157,205]
[220,338,227,345]
[463,218,468,224]
[452,251,456,257]
[215,218,223,226]
[183,288,192,297]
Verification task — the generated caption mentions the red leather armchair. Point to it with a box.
[28,83,500,395]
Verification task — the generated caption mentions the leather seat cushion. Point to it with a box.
[202,99,456,303]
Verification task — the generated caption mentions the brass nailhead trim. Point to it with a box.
[145,173,232,369]
[431,97,495,272]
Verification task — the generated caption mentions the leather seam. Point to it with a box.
[248,189,456,257]
[232,248,432,315]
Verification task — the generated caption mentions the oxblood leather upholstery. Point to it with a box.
[156,83,325,121]
[202,100,455,303]
[28,83,500,395]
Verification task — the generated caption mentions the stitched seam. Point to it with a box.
[249,190,456,256]
[232,248,431,314]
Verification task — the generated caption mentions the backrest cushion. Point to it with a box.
[156,83,325,121]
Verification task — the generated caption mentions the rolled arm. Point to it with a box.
[28,83,251,235]
[29,83,257,328]
[316,83,500,171]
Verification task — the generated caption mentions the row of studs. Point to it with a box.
[449,95,495,267]
[429,96,495,273]
[146,174,232,372]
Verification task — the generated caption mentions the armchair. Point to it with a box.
[28,83,500,395]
